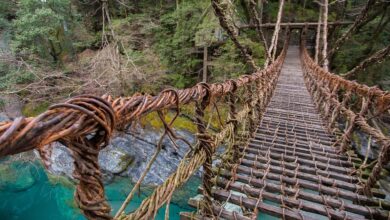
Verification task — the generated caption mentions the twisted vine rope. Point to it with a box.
[300,37,390,196]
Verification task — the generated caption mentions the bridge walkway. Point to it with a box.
[182,46,389,220]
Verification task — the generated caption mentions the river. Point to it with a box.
[0,160,199,220]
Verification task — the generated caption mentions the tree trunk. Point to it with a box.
[271,0,285,62]
[266,0,284,67]
[202,46,208,82]
[342,44,390,79]
[322,0,329,71]
[248,0,270,62]
[240,0,252,24]
[211,0,258,70]
[314,5,322,64]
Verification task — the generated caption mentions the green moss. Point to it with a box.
[22,101,50,117]
[47,174,74,189]
[139,103,229,134]
[140,111,197,133]
[351,132,361,148]
[0,98,5,109]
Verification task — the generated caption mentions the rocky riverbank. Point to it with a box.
[46,128,197,185]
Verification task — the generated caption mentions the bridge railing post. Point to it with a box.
[194,83,215,217]
[227,84,240,162]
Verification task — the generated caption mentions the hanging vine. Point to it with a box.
[211,0,258,70]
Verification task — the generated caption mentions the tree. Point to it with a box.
[321,0,329,71]
[324,0,377,62]
[12,0,73,62]
[0,1,17,30]
[342,45,390,79]
[265,0,284,67]
[314,4,322,64]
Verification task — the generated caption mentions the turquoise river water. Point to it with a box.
[0,160,282,220]
[0,161,199,220]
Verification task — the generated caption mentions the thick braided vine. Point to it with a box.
[300,37,390,196]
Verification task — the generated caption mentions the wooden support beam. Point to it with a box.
[239,21,353,29]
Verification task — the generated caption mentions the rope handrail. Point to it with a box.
[300,39,390,196]
[0,39,288,219]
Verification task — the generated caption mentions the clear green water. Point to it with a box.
[0,161,198,220]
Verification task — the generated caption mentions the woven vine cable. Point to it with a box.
[300,38,390,196]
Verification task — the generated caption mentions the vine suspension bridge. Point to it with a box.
[0,36,389,220]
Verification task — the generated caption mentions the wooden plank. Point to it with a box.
[238,21,353,29]
[250,138,359,163]
[255,128,335,144]
[218,170,388,207]
[211,189,316,220]
[240,146,354,174]
[234,161,384,197]
[259,120,331,136]
[236,158,360,192]
[248,141,354,167]
[242,152,359,183]
[187,198,252,220]
[216,178,389,220]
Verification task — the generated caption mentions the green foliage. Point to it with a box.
[0,62,36,91]
[22,101,50,117]
[0,99,5,109]
[332,13,390,89]
[194,7,221,47]
[210,35,265,81]
[153,0,209,87]
[11,0,74,61]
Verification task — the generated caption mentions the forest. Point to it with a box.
[1,1,390,220]
[0,0,389,116]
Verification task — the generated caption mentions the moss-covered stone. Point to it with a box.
[22,101,50,117]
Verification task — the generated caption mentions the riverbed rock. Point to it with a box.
[47,143,75,179]
[121,128,197,185]
[43,127,197,186]
[99,143,134,174]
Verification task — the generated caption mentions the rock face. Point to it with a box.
[45,143,75,179]
[44,127,196,186]
[122,128,196,185]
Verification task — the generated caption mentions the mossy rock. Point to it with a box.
[22,101,50,117]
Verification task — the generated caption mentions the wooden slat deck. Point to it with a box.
[181,47,390,220]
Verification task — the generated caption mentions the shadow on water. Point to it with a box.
[0,161,199,220]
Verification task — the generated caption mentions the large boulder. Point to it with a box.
[45,143,74,179]
[42,127,197,186]
[99,143,134,174]
[121,128,196,185]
